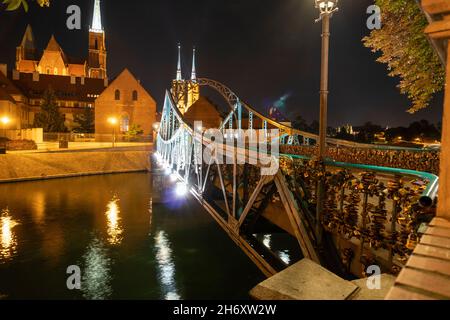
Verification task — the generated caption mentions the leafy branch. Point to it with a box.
[363,0,444,114]
[2,0,50,12]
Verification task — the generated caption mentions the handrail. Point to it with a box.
[278,151,439,208]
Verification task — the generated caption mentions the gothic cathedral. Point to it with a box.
[15,0,107,80]
[171,45,199,115]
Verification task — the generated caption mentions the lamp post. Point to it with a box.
[315,0,338,159]
[108,117,118,148]
[314,0,338,245]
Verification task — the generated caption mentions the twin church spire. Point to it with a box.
[172,44,200,115]
[176,44,197,82]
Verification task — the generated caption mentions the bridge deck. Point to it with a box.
[386,217,450,300]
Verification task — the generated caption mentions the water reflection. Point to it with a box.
[263,234,271,248]
[260,234,291,265]
[279,250,291,265]
[31,191,46,226]
[82,237,112,300]
[105,197,123,245]
[0,208,19,263]
[154,230,180,300]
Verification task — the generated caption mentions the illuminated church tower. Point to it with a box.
[171,45,200,115]
[88,0,107,79]
[171,44,187,113]
[186,47,200,111]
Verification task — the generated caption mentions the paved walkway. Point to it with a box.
[8,142,153,154]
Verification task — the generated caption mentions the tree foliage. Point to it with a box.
[34,87,67,133]
[362,0,445,114]
[1,0,49,12]
[73,107,95,133]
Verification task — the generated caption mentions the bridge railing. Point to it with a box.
[156,80,439,278]
[280,145,440,175]
[279,153,438,276]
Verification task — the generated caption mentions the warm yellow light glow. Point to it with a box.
[0,116,11,125]
[153,122,160,130]
[107,117,118,125]
[0,209,19,262]
[105,197,123,245]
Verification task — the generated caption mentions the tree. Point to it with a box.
[1,0,49,11]
[73,107,95,133]
[126,124,144,141]
[33,88,67,133]
[293,115,308,131]
[309,120,320,135]
[363,0,444,113]
[355,122,383,143]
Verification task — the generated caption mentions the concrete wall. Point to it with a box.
[2,128,43,143]
[0,150,150,183]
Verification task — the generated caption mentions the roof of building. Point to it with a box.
[184,96,223,129]
[0,71,24,96]
[46,35,61,52]
[0,86,16,104]
[9,71,106,102]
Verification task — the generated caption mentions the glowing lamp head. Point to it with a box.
[170,173,178,182]
[1,116,10,125]
[315,0,338,14]
[108,117,118,125]
[153,122,160,131]
[175,182,188,197]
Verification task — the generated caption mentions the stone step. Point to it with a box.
[349,274,396,300]
[249,258,358,300]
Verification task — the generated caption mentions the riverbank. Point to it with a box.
[0,147,151,183]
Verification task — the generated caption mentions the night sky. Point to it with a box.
[0,0,444,127]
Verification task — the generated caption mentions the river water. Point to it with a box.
[0,173,266,300]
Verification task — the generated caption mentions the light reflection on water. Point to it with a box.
[154,230,180,300]
[0,173,266,299]
[261,233,291,265]
[105,196,123,245]
[81,237,112,300]
[0,209,19,263]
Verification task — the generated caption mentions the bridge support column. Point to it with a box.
[424,1,450,219]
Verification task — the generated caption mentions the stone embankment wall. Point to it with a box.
[0,150,150,183]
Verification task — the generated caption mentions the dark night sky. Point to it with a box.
[0,0,444,127]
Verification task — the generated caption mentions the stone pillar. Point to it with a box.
[423,0,450,218]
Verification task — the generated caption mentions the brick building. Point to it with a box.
[95,69,156,135]
[0,0,156,135]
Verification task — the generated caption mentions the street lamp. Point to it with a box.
[314,0,338,245]
[1,116,10,126]
[108,117,118,148]
[315,0,338,159]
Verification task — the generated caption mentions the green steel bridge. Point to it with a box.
[155,78,439,280]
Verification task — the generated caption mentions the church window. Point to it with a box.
[132,90,138,101]
[95,39,98,50]
[115,89,120,100]
[120,115,129,133]
[54,67,58,75]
